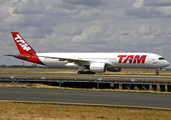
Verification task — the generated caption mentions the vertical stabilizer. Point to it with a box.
[11,32,36,55]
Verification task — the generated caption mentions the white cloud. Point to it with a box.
[133,0,144,8]
[71,20,107,44]
[144,0,171,7]
[62,0,104,7]
[166,28,171,35]
[13,0,44,14]
[72,35,82,42]
[136,24,160,35]
[125,0,171,18]
[163,28,171,39]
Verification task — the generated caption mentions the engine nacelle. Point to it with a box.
[90,63,106,72]
[107,67,121,72]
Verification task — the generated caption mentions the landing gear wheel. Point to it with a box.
[78,71,95,74]
[91,72,95,74]
[155,72,159,75]
[78,71,81,74]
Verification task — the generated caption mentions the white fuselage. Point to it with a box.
[37,52,169,69]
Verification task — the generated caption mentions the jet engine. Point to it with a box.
[89,63,106,72]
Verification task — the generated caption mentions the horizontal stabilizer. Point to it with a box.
[4,54,30,59]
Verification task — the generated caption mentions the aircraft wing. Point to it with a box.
[18,49,114,66]
[37,55,113,66]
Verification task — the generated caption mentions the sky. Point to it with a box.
[1,0,171,67]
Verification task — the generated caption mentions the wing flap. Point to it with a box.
[38,55,89,62]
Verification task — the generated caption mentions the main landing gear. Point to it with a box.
[78,71,95,74]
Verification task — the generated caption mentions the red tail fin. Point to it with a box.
[10,32,44,65]
[11,32,36,55]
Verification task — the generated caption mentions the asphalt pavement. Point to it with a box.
[0,87,171,110]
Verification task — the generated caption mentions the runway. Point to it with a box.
[0,87,171,110]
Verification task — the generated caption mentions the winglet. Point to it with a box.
[11,32,36,55]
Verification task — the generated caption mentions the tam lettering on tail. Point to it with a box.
[11,32,36,55]
[10,32,44,65]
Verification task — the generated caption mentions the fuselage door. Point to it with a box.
[148,55,152,62]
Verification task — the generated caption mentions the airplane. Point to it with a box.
[5,32,170,75]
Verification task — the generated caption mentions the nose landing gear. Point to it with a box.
[155,69,159,75]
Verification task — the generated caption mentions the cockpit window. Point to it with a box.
[159,57,165,60]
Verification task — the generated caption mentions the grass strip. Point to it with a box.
[0,100,171,120]
[1,100,171,111]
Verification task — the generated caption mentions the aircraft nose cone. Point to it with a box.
[165,61,170,66]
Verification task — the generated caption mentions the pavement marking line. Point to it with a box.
[0,90,171,101]
[0,100,171,111]
[94,74,171,78]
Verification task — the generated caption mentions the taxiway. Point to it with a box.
[0,87,171,110]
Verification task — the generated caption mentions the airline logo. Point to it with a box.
[118,55,147,63]
[15,34,31,51]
